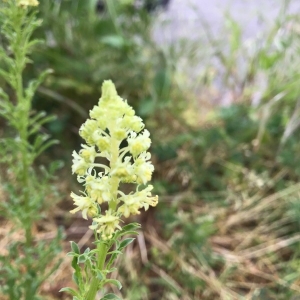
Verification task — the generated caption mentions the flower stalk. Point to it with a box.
[63,80,158,299]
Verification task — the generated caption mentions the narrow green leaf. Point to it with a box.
[77,255,86,264]
[118,238,135,251]
[28,114,57,136]
[105,279,122,290]
[0,69,13,86]
[96,270,105,280]
[107,250,122,255]
[26,38,44,52]
[71,256,84,292]
[0,88,9,101]
[59,287,81,297]
[106,253,118,269]
[28,111,46,125]
[71,241,80,254]
[122,223,141,232]
[84,247,90,254]
[72,273,79,286]
[25,69,53,101]
[101,293,122,299]
[71,256,79,270]
[35,139,59,157]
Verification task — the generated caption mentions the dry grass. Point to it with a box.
[1,167,300,300]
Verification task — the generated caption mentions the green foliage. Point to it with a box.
[29,0,173,146]
[1,0,300,299]
[0,2,62,299]
[142,4,300,299]
[61,223,140,300]
[0,229,63,300]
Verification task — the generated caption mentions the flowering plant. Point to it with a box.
[0,1,62,299]
[61,80,158,300]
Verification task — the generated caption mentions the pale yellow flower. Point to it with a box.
[118,200,140,218]
[85,174,112,204]
[118,185,158,218]
[71,151,91,175]
[90,210,121,240]
[111,156,135,183]
[79,144,96,163]
[79,119,98,145]
[133,152,154,184]
[119,115,144,133]
[127,129,151,157]
[70,80,158,237]
[70,192,97,220]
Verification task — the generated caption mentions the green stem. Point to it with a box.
[14,8,32,248]
[12,8,33,300]
[86,242,108,300]
[86,133,120,299]
[109,136,120,212]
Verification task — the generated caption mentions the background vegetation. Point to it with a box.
[1,0,300,299]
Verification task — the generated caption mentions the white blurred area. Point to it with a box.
[151,0,300,109]
[153,0,300,43]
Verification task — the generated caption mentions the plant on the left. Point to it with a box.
[0,1,62,299]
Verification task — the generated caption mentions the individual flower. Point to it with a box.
[136,185,158,211]
[133,152,154,184]
[119,115,144,133]
[90,210,121,240]
[112,125,128,141]
[70,192,98,220]
[118,185,158,218]
[85,174,112,204]
[79,119,98,145]
[72,151,91,175]
[118,199,140,218]
[95,134,110,153]
[127,129,151,157]
[79,144,96,163]
[111,156,136,183]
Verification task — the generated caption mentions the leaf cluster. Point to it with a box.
[0,229,63,300]
[0,2,63,300]
[61,223,140,300]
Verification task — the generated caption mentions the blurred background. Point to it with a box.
[3,0,300,299]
